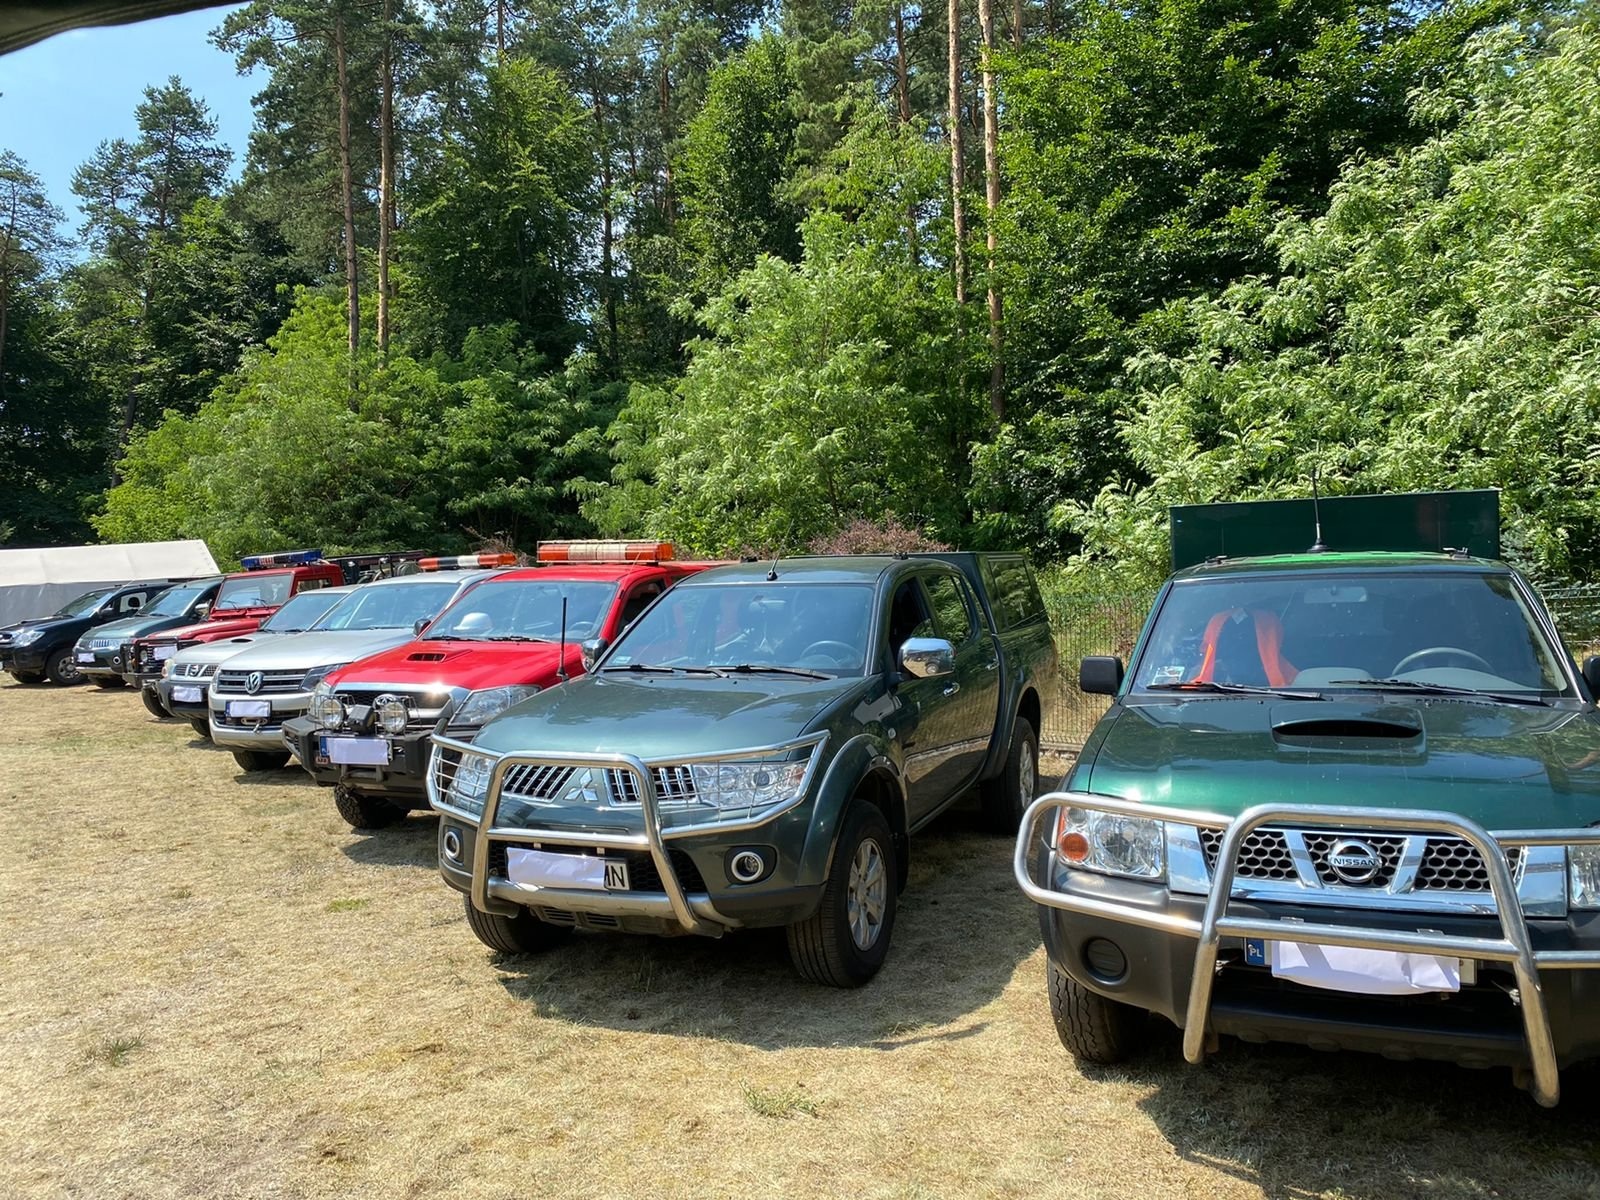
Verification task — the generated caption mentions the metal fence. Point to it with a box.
[1039,583,1600,753]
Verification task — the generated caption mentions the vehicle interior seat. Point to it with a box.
[1195,608,1298,687]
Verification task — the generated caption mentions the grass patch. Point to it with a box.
[89,1034,144,1068]
[741,1082,820,1120]
[326,898,371,913]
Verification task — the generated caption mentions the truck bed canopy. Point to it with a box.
[0,540,220,627]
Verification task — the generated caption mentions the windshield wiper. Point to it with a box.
[429,634,483,642]
[602,662,678,674]
[1146,681,1323,701]
[1328,678,1551,706]
[725,663,831,680]
[487,634,549,642]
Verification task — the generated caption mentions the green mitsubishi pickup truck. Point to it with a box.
[1016,489,1600,1105]
[429,552,1057,986]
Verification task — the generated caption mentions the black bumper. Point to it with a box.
[1042,884,1600,1071]
[2,648,48,673]
[282,716,432,797]
[155,677,210,717]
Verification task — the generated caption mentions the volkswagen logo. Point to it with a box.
[245,671,264,695]
[1327,838,1382,885]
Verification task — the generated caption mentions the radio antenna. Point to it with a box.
[1309,468,1328,554]
[556,595,569,682]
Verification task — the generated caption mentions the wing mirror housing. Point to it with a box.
[900,637,955,680]
[413,617,431,636]
[1080,656,1125,696]
[193,602,212,620]
[1583,656,1600,701]
[580,637,608,673]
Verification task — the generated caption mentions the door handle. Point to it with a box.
[983,658,998,670]
[943,681,961,697]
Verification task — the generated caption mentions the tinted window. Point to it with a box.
[319,581,462,631]
[262,589,346,632]
[1134,571,1569,694]
[609,582,874,675]
[118,592,147,612]
[924,574,974,645]
[216,571,294,611]
[430,580,617,640]
[53,588,115,617]
[146,584,209,617]
[887,579,936,649]
[982,557,1045,630]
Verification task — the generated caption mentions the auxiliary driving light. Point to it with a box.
[375,696,409,735]
[442,827,464,863]
[728,849,769,884]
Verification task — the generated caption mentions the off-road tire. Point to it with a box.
[188,717,212,739]
[141,686,171,718]
[44,648,84,686]
[979,716,1039,834]
[787,801,898,987]
[1048,958,1145,1064]
[233,749,291,772]
[333,785,408,830]
[462,894,570,955]
[92,677,127,689]
[10,670,45,685]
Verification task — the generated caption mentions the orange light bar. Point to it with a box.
[418,553,519,571]
[536,540,675,564]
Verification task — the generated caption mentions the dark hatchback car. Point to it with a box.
[1,581,184,685]
[1017,490,1600,1106]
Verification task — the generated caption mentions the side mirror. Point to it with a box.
[900,637,955,680]
[413,617,431,636]
[193,602,212,620]
[580,637,608,673]
[1080,656,1125,696]
[1583,656,1600,701]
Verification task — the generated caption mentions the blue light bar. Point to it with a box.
[241,548,324,570]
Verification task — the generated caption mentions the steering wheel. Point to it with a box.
[800,640,856,666]
[1391,646,1494,675]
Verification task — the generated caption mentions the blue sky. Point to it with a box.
[0,5,258,237]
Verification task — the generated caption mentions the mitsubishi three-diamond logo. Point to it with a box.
[557,768,606,806]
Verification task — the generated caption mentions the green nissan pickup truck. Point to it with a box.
[1016,490,1600,1105]
[429,552,1057,986]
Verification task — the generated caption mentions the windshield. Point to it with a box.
[262,589,346,633]
[317,580,461,632]
[53,588,115,618]
[429,580,617,640]
[144,583,209,617]
[215,571,294,611]
[1134,571,1570,696]
[607,582,874,675]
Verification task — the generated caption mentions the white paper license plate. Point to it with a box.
[1249,938,1468,995]
[172,686,202,704]
[226,699,272,719]
[323,736,391,766]
[152,644,175,660]
[505,847,629,891]
[76,652,95,664]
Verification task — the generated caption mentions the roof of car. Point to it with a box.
[682,556,918,585]
[1169,551,1510,581]
[474,563,678,584]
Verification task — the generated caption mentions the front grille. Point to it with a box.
[490,764,704,809]
[171,661,216,679]
[490,841,708,893]
[88,636,119,651]
[215,668,303,695]
[1199,829,1297,880]
[502,764,576,802]
[333,688,446,732]
[607,766,700,807]
[1417,839,1525,891]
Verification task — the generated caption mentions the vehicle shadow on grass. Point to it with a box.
[1106,1032,1600,1198]
[488,801,1043,1051]
[340,811,439,870]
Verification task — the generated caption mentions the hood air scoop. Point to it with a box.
[407,651,448,662]
[1272,706,1424,743]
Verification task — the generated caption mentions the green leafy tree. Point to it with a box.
[1065,15,1600,585]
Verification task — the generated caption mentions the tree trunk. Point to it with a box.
[496,0,506,60]
[377,0,394,362]
[594,89,618,370]
[893,5,920,266]
[978,0,1005,418]
[0,187,14,389]
[948,0,968,309]
[335,12,361,374]
[658,58,675,226]
[1013,0,1023,49]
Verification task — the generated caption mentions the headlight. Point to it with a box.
[1055,806,1166,880]
[310,682,344,730]
[455,685,541,726]
[446,751,493,818]
[685,757,810,815]
[375,696,409,735]
[161,659,173,678]
[13,629,42,646]
[300,661,351,691]
[1569,845,1600,909]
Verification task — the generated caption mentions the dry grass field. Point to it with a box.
[4,678,1600,1200]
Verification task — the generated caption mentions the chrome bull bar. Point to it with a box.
[1015,792,1600,1108]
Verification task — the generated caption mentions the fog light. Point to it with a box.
[729,849,767,883]
[375,696,409,735]
[442,827,463,863]
[1083,937,1128,982]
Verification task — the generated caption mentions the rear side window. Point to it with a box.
[981,557,1045,630]
[924,574,975,646]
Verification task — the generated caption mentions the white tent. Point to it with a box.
[0,540,221,627]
